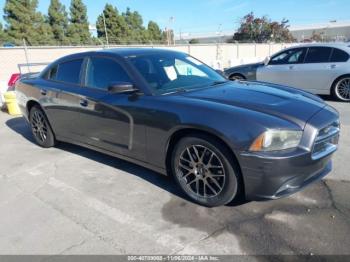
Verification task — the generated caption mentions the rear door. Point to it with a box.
[289,46,334,94]
[257,47,307,88]
[42,58,86,140]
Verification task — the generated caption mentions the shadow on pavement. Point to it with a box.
[5,116,246,207]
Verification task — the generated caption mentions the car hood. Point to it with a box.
[181,81,326,129]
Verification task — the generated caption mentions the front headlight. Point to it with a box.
[249,130,302,152]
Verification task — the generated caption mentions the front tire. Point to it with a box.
[29,105,56,148]
[171,135,241,207]
[332,76,350,102]
[229,74,245,81]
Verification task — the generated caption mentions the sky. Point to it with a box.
[0,0,349,36]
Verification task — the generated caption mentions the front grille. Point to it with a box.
[312,120,340,160]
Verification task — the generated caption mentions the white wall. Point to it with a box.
[0,43,296,85]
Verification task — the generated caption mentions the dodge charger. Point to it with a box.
[15,48,340,207]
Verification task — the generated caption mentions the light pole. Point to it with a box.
[168,17,175,45]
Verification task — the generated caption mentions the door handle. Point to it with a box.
[330,64,337,69]
[289,65,295,70]
[80,99,88,107]
[40,89,47,96]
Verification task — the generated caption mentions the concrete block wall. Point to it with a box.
[0,43,296,84]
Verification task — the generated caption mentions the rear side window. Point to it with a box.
[43,65,57,80]
[305,47,332,63]
[86,57,131,90]
[330,48,349,62]
[55,59,83,84]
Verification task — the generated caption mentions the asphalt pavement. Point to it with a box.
[0,99,349,255]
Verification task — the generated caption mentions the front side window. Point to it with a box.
[269,48,306,65]
[330,48,349,62]
[55,59,83,84]
[304,47,332,63]
[86,57,131,90]
[128,53,224,94]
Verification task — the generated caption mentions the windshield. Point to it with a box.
[126,52,226,94]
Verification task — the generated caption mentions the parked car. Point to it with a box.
[15,49,340,207]
[224,43,350,101]
[7,73,20,91]
[3,42,15,47]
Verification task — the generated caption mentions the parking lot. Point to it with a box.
[0,99,349,255]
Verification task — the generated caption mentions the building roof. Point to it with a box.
[290,21,350,32]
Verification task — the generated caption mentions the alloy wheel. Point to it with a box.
[31,111,48,142]
[335,78,350,101]
[176,145,226,198]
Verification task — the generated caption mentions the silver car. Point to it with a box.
[224,43,350,101]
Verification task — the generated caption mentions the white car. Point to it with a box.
[224,43,350,101]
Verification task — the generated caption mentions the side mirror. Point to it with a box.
[108,82,137,93]
[263,56,270,66]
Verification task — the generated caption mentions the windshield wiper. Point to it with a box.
[161,88,188,95]
[210,80,229,86]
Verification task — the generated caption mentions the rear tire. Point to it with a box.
[332,76,350,102]
[29,105,56,148]
[171,134,242,207]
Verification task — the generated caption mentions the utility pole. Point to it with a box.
[168,17,175,45]
[102,13,109,47]
[23,39,30,73]
[216,24,222,44]
[165,27,169,46]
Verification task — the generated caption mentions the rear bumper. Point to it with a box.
[238,149,333,200]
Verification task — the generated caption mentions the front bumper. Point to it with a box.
[238,105,339,200]
[238,148,333,200]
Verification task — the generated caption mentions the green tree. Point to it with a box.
[0,23,7,43]
[122,8,148,43]
[147,21,162,43]
[3,0,53,45]
[310,31,323,42]
[36,14,55,45]
[48,0,69,44]
[96,4,129,44]
[96,5,165,45]
[67,0,91,45]
[230,12,295,43]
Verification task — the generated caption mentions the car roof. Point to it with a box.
[102,47,186,56]
[285,43,350,52]
[56,48,187,62]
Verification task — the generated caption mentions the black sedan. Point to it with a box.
[15,48,340,207]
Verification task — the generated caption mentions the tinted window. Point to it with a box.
[43,65,57,80]
[330,48,349,62]
[305,47,332,63]
[269,48,306,65]
[86,57,131,90]
[48,65,57,80]
[55,59,83,84]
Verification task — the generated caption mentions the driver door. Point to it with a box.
[257,47,307,90]
[75,56,147,160]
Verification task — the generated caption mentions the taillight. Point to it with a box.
[7,73,20,90]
